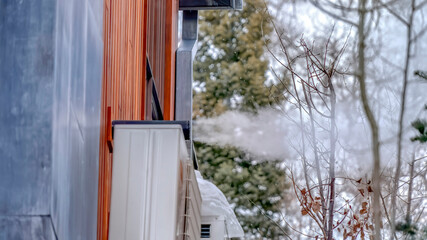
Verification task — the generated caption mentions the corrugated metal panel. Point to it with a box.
[108,124,188,240]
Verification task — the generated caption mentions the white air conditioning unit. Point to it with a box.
[108,123,194,240]
[108,122,243,240]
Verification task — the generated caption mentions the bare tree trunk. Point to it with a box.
[327,74,337,240]
[406,151,416,224]
[302,83,327,229]
[391,0,415,238]
[289,50,311,194]
[357,0,382,238]
[269,15,311,195]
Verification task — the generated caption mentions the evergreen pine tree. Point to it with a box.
[193,0,284,118]
[193,0,288,238]
[411,71,427,144]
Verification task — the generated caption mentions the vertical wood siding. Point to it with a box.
[97,0,146,239]
[97,0,178,239]
[146,0,178,120]
[164,0,178,120]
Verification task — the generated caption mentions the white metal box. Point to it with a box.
[108,124,189,240]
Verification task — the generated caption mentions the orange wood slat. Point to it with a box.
[164,0,178,120]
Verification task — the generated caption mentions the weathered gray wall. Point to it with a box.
[0,216,56,240]
[51,0,103,239]
[0,0,104,238]
[0,0,55,216]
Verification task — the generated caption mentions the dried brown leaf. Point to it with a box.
[312,201,321,213]
[301,188,307,195]
[301,209,308,216]
[362,202,368,209]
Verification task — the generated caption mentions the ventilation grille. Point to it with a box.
[201,224,211,238]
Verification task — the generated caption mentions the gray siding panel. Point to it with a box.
[0,0,55,215]
[51,0,103,239]
[0,0,103,238]
[0,216,56,240]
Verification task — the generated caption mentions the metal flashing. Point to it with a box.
[179,0,243,10]
[112,120,191,140]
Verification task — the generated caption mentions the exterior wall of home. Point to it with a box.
[0,0,180,238]
[0,0,55,216]
[51,0,104,239]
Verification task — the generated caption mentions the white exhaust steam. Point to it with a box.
[193,109,295,160]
